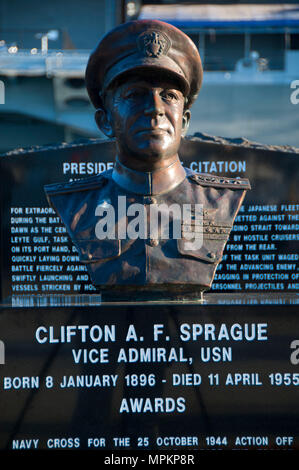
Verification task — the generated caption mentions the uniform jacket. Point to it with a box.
[44,159,250,299]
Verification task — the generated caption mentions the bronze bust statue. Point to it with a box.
[45,20,250,300]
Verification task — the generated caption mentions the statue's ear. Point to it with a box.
[95,107,115,138]
[181,109,191,137]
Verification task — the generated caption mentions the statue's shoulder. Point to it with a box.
[44,170,112,196]
[185,168,251,190]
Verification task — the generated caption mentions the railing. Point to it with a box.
[0,49,90,77]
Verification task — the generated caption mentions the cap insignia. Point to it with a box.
[137,30,171,58]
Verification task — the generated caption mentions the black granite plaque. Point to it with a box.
[1,295,299,452]
[0,136,298,302]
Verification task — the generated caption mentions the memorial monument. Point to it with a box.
[1,19,299,455]
[44,20,250,300]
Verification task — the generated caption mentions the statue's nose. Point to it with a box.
[144,91,164,118]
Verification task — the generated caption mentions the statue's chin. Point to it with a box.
[116,136,180,170]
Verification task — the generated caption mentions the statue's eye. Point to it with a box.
[161,90,179,102]
[124,88,146,99]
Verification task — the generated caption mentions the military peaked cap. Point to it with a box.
[85,19,203,109]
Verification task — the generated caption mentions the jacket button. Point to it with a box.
[207,252,216,260]
[149,238,159,247]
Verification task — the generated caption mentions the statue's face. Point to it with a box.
[97,72,190,168]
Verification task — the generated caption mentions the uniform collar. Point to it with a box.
[112,158,186,195]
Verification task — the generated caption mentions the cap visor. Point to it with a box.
[103,54,190,95]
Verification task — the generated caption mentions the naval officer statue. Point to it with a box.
[45,20,250,300]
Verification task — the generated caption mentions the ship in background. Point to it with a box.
[0,1,299,153]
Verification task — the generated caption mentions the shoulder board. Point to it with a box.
[188,173,251,190]
[44,173,109,196]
